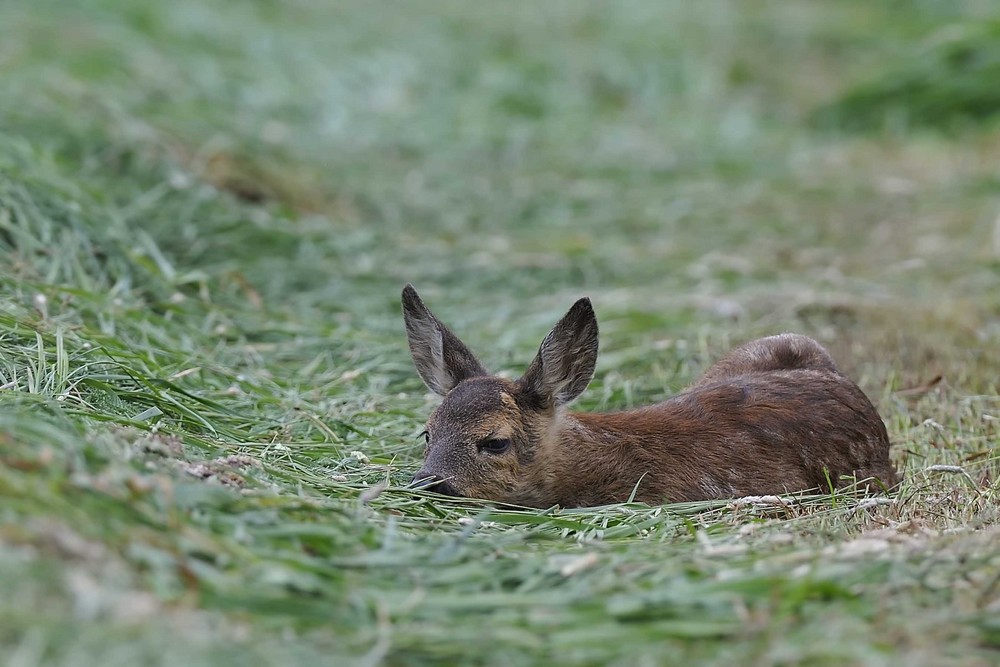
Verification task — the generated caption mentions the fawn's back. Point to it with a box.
[402,285,897,508]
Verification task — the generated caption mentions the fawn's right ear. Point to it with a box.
[401,285,488,395]
[519,297,599,408]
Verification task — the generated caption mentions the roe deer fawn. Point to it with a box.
[402,285,897,507]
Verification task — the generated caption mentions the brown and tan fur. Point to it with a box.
[402,285,898,508]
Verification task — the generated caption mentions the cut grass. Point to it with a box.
[1,1,999,665]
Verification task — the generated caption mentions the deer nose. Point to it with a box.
[409,472,460,497]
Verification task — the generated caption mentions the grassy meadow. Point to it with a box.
[1,1,999,665]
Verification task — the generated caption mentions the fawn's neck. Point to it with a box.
[522,404,685,507]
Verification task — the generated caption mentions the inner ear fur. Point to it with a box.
[519,297,599,408]
[401,284,488,395]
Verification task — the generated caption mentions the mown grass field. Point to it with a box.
[2,1,999,665]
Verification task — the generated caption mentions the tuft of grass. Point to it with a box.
[814,20,1000,132]
[1,1,999,666]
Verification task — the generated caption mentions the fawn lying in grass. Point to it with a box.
[403,285,897,508]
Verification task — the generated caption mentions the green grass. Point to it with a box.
[814,19,1000,132]
[1,1,999,665]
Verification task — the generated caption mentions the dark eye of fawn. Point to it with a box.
[479,438,511,455]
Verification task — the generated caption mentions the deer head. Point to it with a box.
[402,284,598,503]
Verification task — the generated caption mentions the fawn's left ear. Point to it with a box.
[519,297,599,408]
[401,284,488,395]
